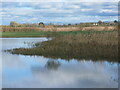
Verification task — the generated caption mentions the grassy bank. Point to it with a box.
[6,31,118,62]
[1,31,52,38]
[1,30,116,38]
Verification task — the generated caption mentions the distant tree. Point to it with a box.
[22,23,29,27]
[98,20,103,25]
[114,20,118,23]
[39,22,45,27]
[10,21,18,27]
[48,23,53,25]
[32,23,39,27]
[18,24,22,27]
[68,24,71,26]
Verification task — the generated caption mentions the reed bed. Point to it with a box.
[1,27,40,32]
[7,31,118,62]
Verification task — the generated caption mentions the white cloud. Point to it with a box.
[1,2,118,25]
[40,5,52,8]
[1,0,119,2]
[81,9,93,12]
[64,4,81,9]
[100,9,118,13]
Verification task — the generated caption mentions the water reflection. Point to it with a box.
[1,38,118,88]
[45,59,60,70]
[29,59,118,88]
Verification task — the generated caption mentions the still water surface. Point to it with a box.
[1,38,118,88]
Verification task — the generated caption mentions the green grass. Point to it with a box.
[1,31,53,37]
[1,30,116,38]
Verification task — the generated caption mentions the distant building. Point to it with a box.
[93,23,98,26]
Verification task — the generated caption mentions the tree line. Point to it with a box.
[9,20,118,27]
[10,21,45,27]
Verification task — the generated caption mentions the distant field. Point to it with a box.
[1,31,52,38]
[1,26,117,32]
[1,31,116,38]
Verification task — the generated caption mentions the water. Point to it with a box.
[1,38,118,88]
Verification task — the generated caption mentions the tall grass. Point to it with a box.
[1,26,40,32]
[7,32,118,62]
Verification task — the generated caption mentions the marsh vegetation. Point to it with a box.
[6,31,118,62]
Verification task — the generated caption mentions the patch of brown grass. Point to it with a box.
[1,26,117,32]
[7,32,118,62]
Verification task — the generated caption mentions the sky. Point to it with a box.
[0,1,118,25]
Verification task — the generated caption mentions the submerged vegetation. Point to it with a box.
[6,31,118,62]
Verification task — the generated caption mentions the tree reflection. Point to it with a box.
[45,59,60,70]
